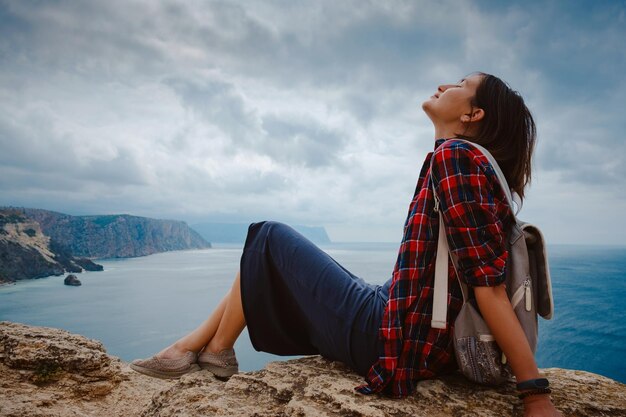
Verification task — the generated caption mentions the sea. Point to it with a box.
[0,242,624,384]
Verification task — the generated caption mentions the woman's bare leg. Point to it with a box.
[204,271,246,353]
[156,271,246,358]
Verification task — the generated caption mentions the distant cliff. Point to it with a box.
[192,222,331,244]
[14,208,211,258]
[0,210,103,283]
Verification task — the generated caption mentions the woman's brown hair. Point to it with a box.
[455,72,537,206]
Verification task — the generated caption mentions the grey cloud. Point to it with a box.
[342,93,378,124]
[0,166,85,193]
[164,76,350,169]
[531,89,626,189]
[4,0,623,99]
[165,164,291,196]
[261,115,348,168]
[219,171,290,194]
[80,148,149,185]
[217,3,454,90]
[1,0,453,89]
[0,1,168,81]
[0,111,149,188]
[536,136,626,188]
[162,76,261,146]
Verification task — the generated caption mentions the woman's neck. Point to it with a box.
[433,122,476,141]
[433,124,461,141]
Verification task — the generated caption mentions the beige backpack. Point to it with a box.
[430,139,554,385]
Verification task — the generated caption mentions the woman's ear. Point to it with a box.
[461,107,485,123]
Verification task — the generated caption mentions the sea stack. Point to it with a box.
[64,274,81,286]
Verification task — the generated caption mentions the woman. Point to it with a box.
[131,72,562,417]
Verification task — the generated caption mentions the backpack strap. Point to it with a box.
[430,139,515,329]
[431,204,466,329]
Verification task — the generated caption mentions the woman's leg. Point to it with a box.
[156,271,246,358]
[205,271,246,353]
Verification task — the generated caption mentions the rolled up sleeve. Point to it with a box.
[430,141,509,287]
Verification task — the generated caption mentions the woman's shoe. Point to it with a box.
[197,348,239,379]
[130,351,201,379]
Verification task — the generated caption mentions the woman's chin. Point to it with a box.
[421,100,436,114]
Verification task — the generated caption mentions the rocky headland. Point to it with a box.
[1,321,624,417]
[0,210,103,283]
[18,208,211,258]
[0,207,212,283]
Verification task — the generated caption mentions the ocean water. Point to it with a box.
[0,242,624,384]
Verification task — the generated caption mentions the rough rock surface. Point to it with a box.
[0,321,172,417]
[1,321,625,417]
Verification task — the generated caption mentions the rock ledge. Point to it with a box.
[1,321,625,417]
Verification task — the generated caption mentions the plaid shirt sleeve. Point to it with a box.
[430,140,509,287]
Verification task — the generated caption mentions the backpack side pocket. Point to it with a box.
[522,224,554,320]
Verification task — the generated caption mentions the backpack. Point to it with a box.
[429,139,554,385]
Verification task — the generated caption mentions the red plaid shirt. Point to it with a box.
[355,137,514,398]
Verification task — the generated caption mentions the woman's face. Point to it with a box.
[421,73,483,124]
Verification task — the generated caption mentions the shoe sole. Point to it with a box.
[129,362,201,379]
[198,362,238,378]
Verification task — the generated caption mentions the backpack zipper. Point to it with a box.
[511,278,533,312]
[524,279,532,312]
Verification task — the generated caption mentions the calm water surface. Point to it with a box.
[1,242,624,383]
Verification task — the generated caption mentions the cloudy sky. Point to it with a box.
[0,0,624,245]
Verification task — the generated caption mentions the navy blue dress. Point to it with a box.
[239,221,393,376]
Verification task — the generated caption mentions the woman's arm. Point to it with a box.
[475,285,562,416]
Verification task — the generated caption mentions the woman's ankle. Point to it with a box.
[157,343,190,359]
[204,339,232,355]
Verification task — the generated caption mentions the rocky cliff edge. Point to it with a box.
[1,321,625,417]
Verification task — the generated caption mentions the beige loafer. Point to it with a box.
[130,351,200,379]
[197,348,239,379]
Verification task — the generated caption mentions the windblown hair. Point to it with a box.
[455,72,537,205]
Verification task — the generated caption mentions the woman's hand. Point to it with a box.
[522,394,563,417]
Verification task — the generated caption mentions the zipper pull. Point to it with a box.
[524,279,532,312]
[433,193,439,212]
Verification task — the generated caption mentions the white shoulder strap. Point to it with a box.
[431,184,467,329]
[431,207,450,329]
